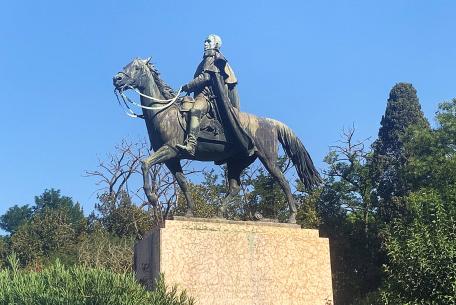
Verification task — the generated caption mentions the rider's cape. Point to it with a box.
[202,51,255,156]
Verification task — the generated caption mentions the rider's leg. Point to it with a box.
[176,95,208,156]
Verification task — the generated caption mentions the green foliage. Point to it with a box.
[371,83,429,223]
[242,156,289,221]
[10,208,82,267]
[403,99,456,192]
[295,186,320,229]
[96,191,154,239]
[0,188,153,271]
[34,189,85,227]
[318,128,382,305]
[176,184,219,218]
[151,276,195,305]
[382,189,456,305]
[351,291,384,305]
[245,169,288,221]
[0,237,8,269]
[0,255,194,305]
[1,189,87,267]
[0,205,33,234]
[174,156,317,224]
[175,170,222,218]
[380,99,456,305]
[78,226,134,273]
[375,83,428,155]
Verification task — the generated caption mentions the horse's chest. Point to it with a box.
[144,114,180,149]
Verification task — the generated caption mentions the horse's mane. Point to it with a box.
[146,62,176,100]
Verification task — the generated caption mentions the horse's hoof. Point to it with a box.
[185,210,194,218]
[216,206,227,219]
[253,212,263,221]
[288,213,297,224]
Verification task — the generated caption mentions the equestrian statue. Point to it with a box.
[112,34,320,223]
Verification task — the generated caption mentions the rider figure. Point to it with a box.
[176,34,240,156]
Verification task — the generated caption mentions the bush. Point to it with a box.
[351,291,384,305]
[0,254,194,305]
[381,189,456,305]
[10,207,83,267]
[78,228,134,273]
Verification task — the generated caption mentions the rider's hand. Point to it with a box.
[181,84,189,92]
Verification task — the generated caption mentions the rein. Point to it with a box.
[122,85,182,110]
[115,85,183,119]
[114,89,143,118]
[127,85,181,103]
[114,66,183,118]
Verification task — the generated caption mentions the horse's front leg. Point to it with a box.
[165,160,194,217]
[141,145,178,209]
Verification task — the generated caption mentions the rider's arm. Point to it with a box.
[183,72,211,92]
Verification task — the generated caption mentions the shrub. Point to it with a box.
[78,228,134,273]
[381,189,456,305]
[0,254,194,305]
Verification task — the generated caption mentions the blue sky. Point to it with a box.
[1,1,455,219]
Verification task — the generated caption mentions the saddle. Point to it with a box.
[178,96,228,143]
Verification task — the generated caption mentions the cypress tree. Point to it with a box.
[371,83,429,222]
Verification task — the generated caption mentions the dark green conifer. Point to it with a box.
[371,83,429,222]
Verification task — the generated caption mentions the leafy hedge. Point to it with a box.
[0,254,194,305]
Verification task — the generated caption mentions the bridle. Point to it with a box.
[115,66,183,118]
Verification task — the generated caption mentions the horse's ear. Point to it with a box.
[144,57,151,64]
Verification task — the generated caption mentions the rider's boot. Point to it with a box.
[176,114,200,156]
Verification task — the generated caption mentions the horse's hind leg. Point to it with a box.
[218,156,256,218]
[258,155,297,224]
[165,159,194,217]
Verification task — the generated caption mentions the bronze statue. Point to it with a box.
[176,34,248,156]
[112,36,321,223]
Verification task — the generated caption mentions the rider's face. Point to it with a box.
[204,38,216,51]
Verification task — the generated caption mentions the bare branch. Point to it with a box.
[85,138,180,223]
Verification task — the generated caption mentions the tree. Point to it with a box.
[96,191,154,239]
[175,169,223,218]
[8,189,86,267]
[381,99,456,304]
[295,186,320,229]
[34,189,85,229]
[242,156,290,221]
[382,190,456,304]
[0,204,33,234]
[86,139,192,226]
[10,208,81,266]
[318,127,382,305]
[78,226,135,273]
[0,236,9,268]
[402,99,456,192]
[371,83,429,223]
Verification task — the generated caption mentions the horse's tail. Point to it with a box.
[273,119,321,190]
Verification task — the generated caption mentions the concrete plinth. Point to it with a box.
[134,217,333,305]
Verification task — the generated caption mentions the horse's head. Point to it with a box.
[113,57,153,92]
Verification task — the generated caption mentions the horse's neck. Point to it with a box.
[140,83,165,117]
[140,81,176,123]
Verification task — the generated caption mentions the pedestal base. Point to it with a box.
[134,217,333,305]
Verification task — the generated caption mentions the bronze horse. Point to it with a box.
[113,58,320,223]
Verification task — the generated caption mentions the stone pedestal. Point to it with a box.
[134,217,333,305]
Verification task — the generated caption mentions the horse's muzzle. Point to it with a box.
[113,73,125,90]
